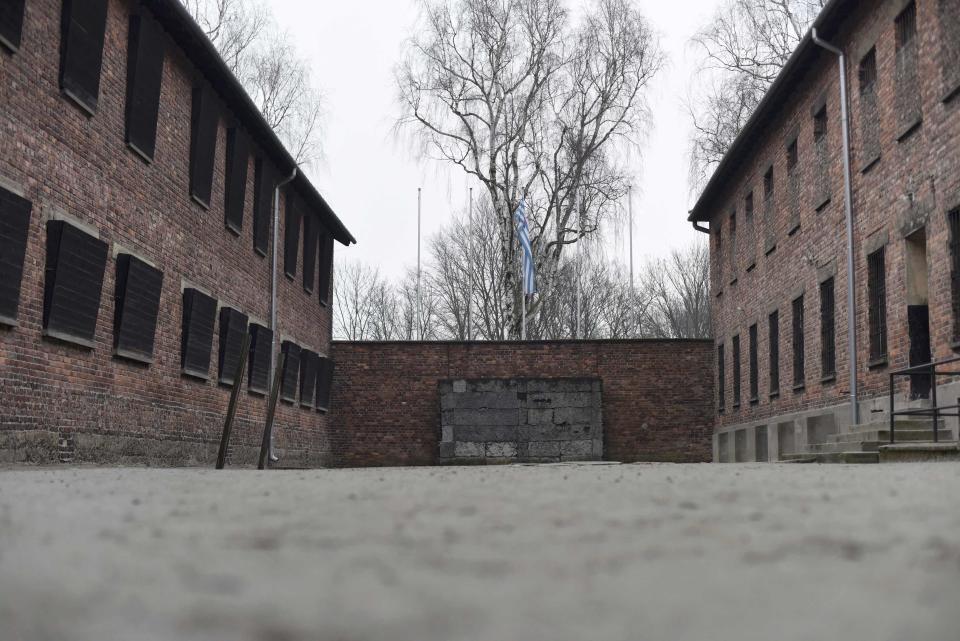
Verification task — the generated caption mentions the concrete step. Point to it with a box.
[849,418,945,432]
[824,428,952,444]
[778,451,879,464]
[778,454,818,463]
[807,440,883,454]
[878,442,960,463]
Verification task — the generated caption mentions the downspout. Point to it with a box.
[691,220,710,234]
[812,28,859,427]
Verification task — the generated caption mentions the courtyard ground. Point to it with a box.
[0,463,958,641]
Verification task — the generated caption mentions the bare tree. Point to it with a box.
[334,260,382,340]
[397,0,662,337]
[183,0,325,172]
[641,241,711,339]
[688,0,824,192]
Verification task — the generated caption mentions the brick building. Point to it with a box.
[689,0,960,461]
[0,0,353,465]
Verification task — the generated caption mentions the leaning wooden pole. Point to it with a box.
[258,351,286,470]
[216,332,252,469]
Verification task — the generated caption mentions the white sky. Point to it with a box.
[269,0,724,278]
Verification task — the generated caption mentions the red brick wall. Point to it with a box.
[330,340,714,467]
[705,0,960,429]
[0,0,334,464]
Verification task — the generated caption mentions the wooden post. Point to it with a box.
[258,351,286,470]
[216,332,251,469]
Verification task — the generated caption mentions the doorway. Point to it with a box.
[905,229,931,399]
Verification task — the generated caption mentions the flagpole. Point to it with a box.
[520,235,526,341]
[467,186,473,341]
[576,193,582,340]
[628,184,634,291]
[417,187,422,340]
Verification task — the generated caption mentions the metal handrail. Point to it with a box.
[887,355,960,443]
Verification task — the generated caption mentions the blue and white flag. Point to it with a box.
[514,200,537,295]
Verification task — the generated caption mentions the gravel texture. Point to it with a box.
[1,463,959,641]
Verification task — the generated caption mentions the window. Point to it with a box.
[218,307,249,386]
[717,343,725,412]
[858,48,880,167]
[59,0,108,114]
[189,85,219,208]
[769,310,780,396]
[315,356,335,412]
[745,192,754,219]
[299,349,318,409]
[868,248,888,362]
[43,220,108,347]
[732,334,741,408]
[124,12,165,161]
[950,209,960,342]
[728,210,737,278]
[820,277,836,379]
[247,323,273,394]
[813,106,828,142]
[318,231,334,305]
[787,138,799,171]
[0,185,32,326]
[283,191,301,278]
[223,127,249,234]
[714,224,723,283]
[792,295,805,388]
[939,0,960,99]
[113,254,163,363]
[280,340,301,403]
[252,158,274,256]
[181,288,217,379]
[745,192,756,268]
[0,0,26,53]
[302,214,317,293]
[895,2,921,137]
[813,105,830,208]
[786,137,800,233]
[763,166,776,253]
[748,323,759,403]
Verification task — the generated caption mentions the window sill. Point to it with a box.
[765,243,777,256]
[815,196,831,212]
[749,397,759,405]
[860,154,880,174]
[792,383,805,393]
[787,223,801,237]
[769,390,780,400]
[43,328,95,350]
[732,403,741,410]
[728,278,738,287]
[284,271,295,281]
[190,193,211,211]
[0,314,18,328]
[867,357,888,370]
[319,299,329,308]
[280,396,297,405]
[821,374,837,385]
[715,289,723,299]
[897,118,922,143]
[0,34,19,54]
[248,386,267,397]
[943,82,960,104]
[225,221,242,237]
[951,339,960,352]
[182,367,211,382]
[114,348,154,366]
[746,261,756,273]
[127,141,154,165]
[316,406,329,414]
[254,245,268,258]
[62,87,96,118]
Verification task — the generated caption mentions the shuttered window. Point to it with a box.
[315,356,335,412]
[189,85,219,208]
[939,0,960,99]
[868,248,887,362]
[318,231,334,305]
[0,185,32,325]
[252,158,274,256]
[280,341,301,402]
[717,343,725,412]
[43,220,108,347]
[247,323,273,394]
[181,288,217,379]
[113,254,163,363]
[786,137,800,233]
[858,48,880,167]
[748,323,758,403]
[732,334,741,408]
[895,2,921,137]
[283,191,301,278]
[792,295,805,388]
[302,215,317,293]
[820,277,836,379]
[768,310,780,396]
[0,0,26,52]
[950,209,960,342]
[124,12,165,161]
[218,307,249,386]
[299,350,318,408]
[59,0,108,114]
[223,127,249,234]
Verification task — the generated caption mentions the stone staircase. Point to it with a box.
[782,418,958,464]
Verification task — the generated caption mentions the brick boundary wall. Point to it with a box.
[329,340,715,467]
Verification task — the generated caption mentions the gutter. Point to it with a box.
[811,28,859,427]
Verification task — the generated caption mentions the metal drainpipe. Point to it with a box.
[812,28,859,427]
[270,168,298,400]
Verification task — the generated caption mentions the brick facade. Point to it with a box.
[0,0,349,465]
[329,340,714,467]
[691,0,960,458]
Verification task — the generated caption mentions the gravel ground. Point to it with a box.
[1,463,959,641]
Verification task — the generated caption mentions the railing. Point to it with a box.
[888,355,960,443]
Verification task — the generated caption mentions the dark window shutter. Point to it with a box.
[0,0,26,52]
[0,186,32,325]
[318,231,334,305]
[113,254,163,362]
[59,0,108,114]
[283,191,301,277]
[124,11,165,161]
[299,350,318,408]
[43,220,108,346]
[280,340,301,402]
[218,306,249,385]
[315,356,334,412]
[247,323,273,394]
[302,215,317,293]
[223,127,249,233]
[181,288,217,378]
[252,158,274,256]
[189,85,219,207]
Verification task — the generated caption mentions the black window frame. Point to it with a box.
[58,0,109,115]
[113,253,163,364]
[299,349,318,409]
[732,334,741,408]
[280,340,301,403]
[717,343,725,412]
[189,85,219,209]
[318,230,334,306]
[252,157,274,257]
[181,287,218,380]
[283,190,301,279]
[315,356,335,413]
[247,323,273,395]
[223,126,249,234]
[792,295,805,389]
[302,214,317,294]
[124,11,165,162]
[0,184,32,326]
[768,310,780,397]
[0,0,27,53]
[748,323,759,403]
[217,306,249,387]
[949,209,960,344]
[820,276,836,381]
[868,247,888,364]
